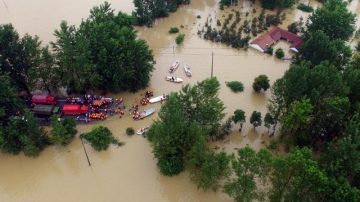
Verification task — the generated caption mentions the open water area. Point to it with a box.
[0,0,359,201]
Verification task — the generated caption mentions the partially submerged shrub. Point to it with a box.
[265,46,273,55]
[169,27,179,34]
[126,127,135,136]
[176,34,185,45]
[81,126,119,151]
[275,48,285,59]
[226,81,244,92]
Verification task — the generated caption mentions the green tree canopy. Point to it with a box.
[269,148,329,202]
[250,111,262,128]
[307,0,356,41]
[299,30,352,68]
[252,75,270,93]
[147,78,228,188]
[233,109,246,131]
[53,2,155,93]
[0,24,44,94]
[264,112,275,132]
[81,126,119,151]
[0,111,48,157]
[50,115,77,146]
[224,147,272,202]
[261,0,298,10]
[133,0,190,26]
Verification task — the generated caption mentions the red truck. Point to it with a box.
[62,104,88,115]
[32,95,56,105]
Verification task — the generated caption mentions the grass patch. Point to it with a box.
[297,3,313,13]
[226,81,244,92]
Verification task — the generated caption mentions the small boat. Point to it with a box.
[149,95,167,104]
[165,76,183,83]
[184,64,192,77]
[138,108,156,120]
[169,60,180,73]
[137,126,150,135]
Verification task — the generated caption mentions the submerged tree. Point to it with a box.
[133,0,190,26]
[147,78,228,188]
[307,0,356,41]
[81,126,119,151]
[0,73,48,157]
[0,24,45,94]
[50,115,77,146]
[252,75,270,93]
[224,147,272,202]
[233,109,246,131]
[250,111,262,129]
[53,2,155,93]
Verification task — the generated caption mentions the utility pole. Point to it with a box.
[81,137,91,166]
[211,52,214,78]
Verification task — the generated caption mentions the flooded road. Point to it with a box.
[0,0,357,201]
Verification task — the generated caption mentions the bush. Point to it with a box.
[275,48,285,59]
[356,41,360,52]
[226,81,244,92]
[297,3,314,13]
[169,27,179,34]
[81,126,119,151]
[265,46,273,55]
[126,127,135,136]
[175,34,185,45]
[197,15,201,19]
[288,22,300,34]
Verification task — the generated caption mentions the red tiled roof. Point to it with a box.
[250,27,303,51]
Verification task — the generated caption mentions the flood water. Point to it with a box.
[0,0,358,201]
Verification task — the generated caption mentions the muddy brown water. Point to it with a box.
[0,0,358,201]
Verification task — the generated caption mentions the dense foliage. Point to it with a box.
[175,33,185,45]
[133,0,190,26]
[147,78,229,188]
[252,75,270,92]
[0,24,58,94]
[307,0,356,41]
[53,2,154,93]
[0,73,48,157]
[168,27,179,34]
[50,115,77,146]
[226,81,244,92]
[232,109,246,131]
[261,0,298,10]
[275,48,285,59]
[81,126,119,151]
[297,3,313,12]
[265,1,360,200]
[250,111,262,128]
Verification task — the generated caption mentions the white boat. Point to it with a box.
[184,64,191,77]
[149,95,167,104]
[137,126,150,135]
[139,108,156,119]
[169,60,180,73]
[165,76,183,83]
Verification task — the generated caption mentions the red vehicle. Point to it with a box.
[32,95,56,105]
[62,104,88,115]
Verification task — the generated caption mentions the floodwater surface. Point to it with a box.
[0,0,358,201]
